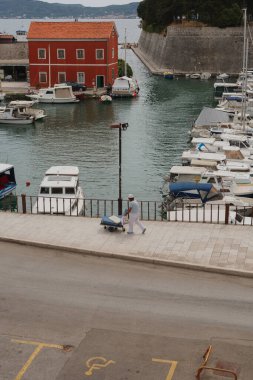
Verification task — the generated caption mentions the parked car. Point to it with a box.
[66,82,86,92]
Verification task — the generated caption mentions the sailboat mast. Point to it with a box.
[242,8,247,72]
[124,28,127,76]
[241,8,247,131]
[242,38,249,132]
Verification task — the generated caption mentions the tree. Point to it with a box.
[138,0,245,29]
[118,59,133,77]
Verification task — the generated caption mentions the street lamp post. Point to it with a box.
[110,122,128,215]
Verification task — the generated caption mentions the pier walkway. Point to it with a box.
[0,213,253,277]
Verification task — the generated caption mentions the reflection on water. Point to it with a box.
[0,51,214,201]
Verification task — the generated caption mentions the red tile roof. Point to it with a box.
[27,21,117,40]
[0,34,15,39]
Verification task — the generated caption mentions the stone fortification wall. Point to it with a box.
[138,26,253,74]
[0,42,28,60]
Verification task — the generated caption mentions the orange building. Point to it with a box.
[27,21,118,88]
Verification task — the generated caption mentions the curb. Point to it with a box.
[1,236,253,279]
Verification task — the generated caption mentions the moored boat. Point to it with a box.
[190,73,201,79]
[100,95,112,103]
[164,71,174,79]
[0,164,16,199]
[0,106,34,124]
[8,100,46,120]
[216,73,229,80]
[32,166,84,215]
[26,83,79,104]
[111,76,139,98]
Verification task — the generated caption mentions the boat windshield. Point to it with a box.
[52,188,63,194]
[0,167,16,184]
[40,187,49,194]
[65,187,75,194]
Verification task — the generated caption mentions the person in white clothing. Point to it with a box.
[125,194,146,234]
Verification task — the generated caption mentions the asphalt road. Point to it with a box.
[0,241,253,380]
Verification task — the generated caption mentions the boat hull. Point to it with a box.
[38,98,79,104]
[32,196,84,216]
[0,118,34,125]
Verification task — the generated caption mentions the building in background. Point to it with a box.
[27,21,118,89]
[0,34,17,44]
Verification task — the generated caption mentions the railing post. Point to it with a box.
[225,204,230,225]
[21,193,27,214]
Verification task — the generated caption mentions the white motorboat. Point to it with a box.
[190,73,201,79]
[162,166,253,199]
[200,72,211,80]
[26,84,79,104]
[181,151,227,166]
[216,73,229,80]
[100,95,112,103]
[33,166,84,216]
[0,106,34,124]
[165,165,207,183]
[167,196,253,224]
[8,100,46,120]
[0,163,16,199]
[111,76,139,97]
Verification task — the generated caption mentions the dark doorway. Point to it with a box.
[96,75,104,88]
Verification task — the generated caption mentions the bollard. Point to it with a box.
[225,203,230,224]
[21,193,27,214]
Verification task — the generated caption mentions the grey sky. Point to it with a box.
[43,0,136,7]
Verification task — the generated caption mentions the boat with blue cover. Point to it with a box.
[0,164,16,199]
[167,182,220,204]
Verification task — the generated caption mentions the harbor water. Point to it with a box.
[0,19,215,200]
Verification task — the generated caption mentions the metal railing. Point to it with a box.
[0,194,253,226]
[0,195,165,221]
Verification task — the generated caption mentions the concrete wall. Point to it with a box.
[0,42,28,60]
[138,25,253,74]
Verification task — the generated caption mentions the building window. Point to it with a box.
[76,49,85,59]
[112,48,115,59]
[112,68,115,81]
[38,49,46,59]
[39,72,47,83]
[58,72,66,83]
[77,72,85,83]
[57,49,65,59]
[96,49,104,60]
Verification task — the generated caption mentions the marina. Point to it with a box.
[0,33,215,201]
[1,16,253,215]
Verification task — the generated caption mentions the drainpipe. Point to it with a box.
[48,43,51,87]
[107,39,109,87]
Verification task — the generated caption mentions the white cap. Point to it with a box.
[128,194,134,199]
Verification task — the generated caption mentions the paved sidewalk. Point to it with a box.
[0,213,253,277]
